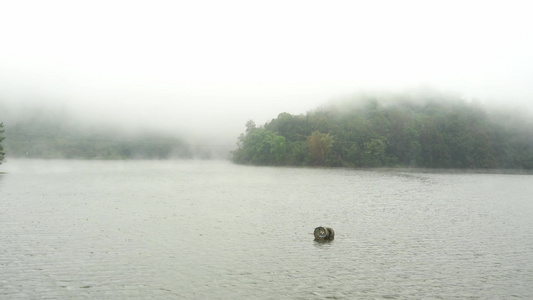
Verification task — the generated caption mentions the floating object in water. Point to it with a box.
[314,226,335,241]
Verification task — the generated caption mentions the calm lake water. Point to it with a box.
[1,159,532,299]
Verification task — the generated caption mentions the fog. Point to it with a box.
[1,1,532,147]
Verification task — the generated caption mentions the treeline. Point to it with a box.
[232,94,533,169]
[0,105,210,160]
[0,122,5,164]
[5,129,196,160]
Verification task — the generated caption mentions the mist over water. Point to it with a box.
[2,2,533,297]
[1,160,532,299]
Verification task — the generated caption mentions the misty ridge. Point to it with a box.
[1,89,533,168]
[232,90,533,169]
[0,101,214,160]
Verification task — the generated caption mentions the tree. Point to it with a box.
[0,122,5,164]
[308,131,334,166]
[360,137,388,167]
[232,121,287,165]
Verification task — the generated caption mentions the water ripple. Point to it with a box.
[1,160,532,299]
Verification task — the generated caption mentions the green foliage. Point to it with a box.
[232,122,287,165]
[308,131,334,166]
[232,95,533,169]
[360,137,388,167]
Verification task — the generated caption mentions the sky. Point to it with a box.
[1,0,532,145]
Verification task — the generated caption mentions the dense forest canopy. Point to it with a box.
[0,102,211,160]
[232,93,533,169]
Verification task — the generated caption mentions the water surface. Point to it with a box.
[1,160,532,299]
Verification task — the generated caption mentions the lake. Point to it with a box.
[1,159,532,299]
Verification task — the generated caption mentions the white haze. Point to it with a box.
[1,0,532,146]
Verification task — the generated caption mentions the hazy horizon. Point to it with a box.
[2,1,532,146]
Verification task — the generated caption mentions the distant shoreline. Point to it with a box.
[2,158,532,176]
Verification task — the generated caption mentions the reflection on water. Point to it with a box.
[1,159,532,299]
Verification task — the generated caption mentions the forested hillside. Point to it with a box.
[232,94,533,169]
[0,103,208,160]
[0,122,5,164]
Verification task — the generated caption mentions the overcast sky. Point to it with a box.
[1,0,532,144]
